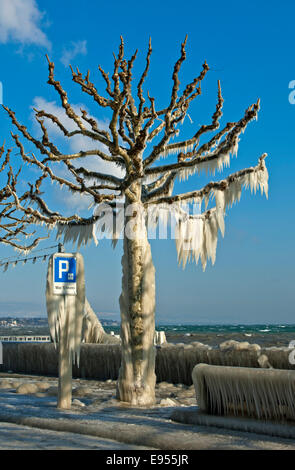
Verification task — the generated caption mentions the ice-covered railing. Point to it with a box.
[192,363,295,421]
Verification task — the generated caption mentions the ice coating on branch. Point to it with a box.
[178,148,234,182]
[146,134,240,184]
[160,143,195,159]
[143,150,233,185]
[175,157,268,270]
[243,161,269,198]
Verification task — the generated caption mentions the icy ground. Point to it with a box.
[0,373,295,450]
[0,422,154,450]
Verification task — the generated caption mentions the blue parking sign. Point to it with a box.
[54,257,76,283]
[53,254,77,295]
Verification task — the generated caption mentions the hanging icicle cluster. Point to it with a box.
[143,146,232,184]
[55,205,126,249]
[93,204,125,246]
[178,150,233,182]
[143,136,239,185]
[174,155,268,270]
[47,293,83,366]
[46,253,85,366]
[175,210,217,270]
[56,221,98,249]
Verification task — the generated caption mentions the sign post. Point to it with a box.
[46,249,85,409]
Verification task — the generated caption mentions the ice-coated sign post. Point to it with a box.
[46,249,85,410]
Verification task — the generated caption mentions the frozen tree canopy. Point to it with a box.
[1,37,268,267]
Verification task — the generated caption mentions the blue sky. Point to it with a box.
[0,0,294,324]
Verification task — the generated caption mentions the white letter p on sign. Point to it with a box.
[59,260,69,279]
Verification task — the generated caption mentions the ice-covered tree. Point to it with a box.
[2,37,268,405]
[0,144,49,254]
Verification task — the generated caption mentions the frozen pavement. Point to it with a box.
[0,422,155,450]
[0,373,295,450]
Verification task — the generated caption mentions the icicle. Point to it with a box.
[192,218,203,265]
[111,207,124,247]
[177,138,240,182]
[232,137,240,157]
[175,216,205,270]
[200,221,208,272]
[3,263,9,272]
[214,190,225,237]
[204,193,210,210]
[205,213,218,265]
[257,159,269,199]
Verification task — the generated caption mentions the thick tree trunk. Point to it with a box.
[116,199,156,406]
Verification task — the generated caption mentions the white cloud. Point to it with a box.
[32,96,122,173]
[0,0,51,49]
[31,97,124,213]
[60,40,87,67]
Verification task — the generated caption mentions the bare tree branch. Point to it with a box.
[144,100,260,178]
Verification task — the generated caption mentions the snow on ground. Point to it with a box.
[0,373,295,450]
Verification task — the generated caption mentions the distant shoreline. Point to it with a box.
[163,331,295,348]
[1,320,295,349]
